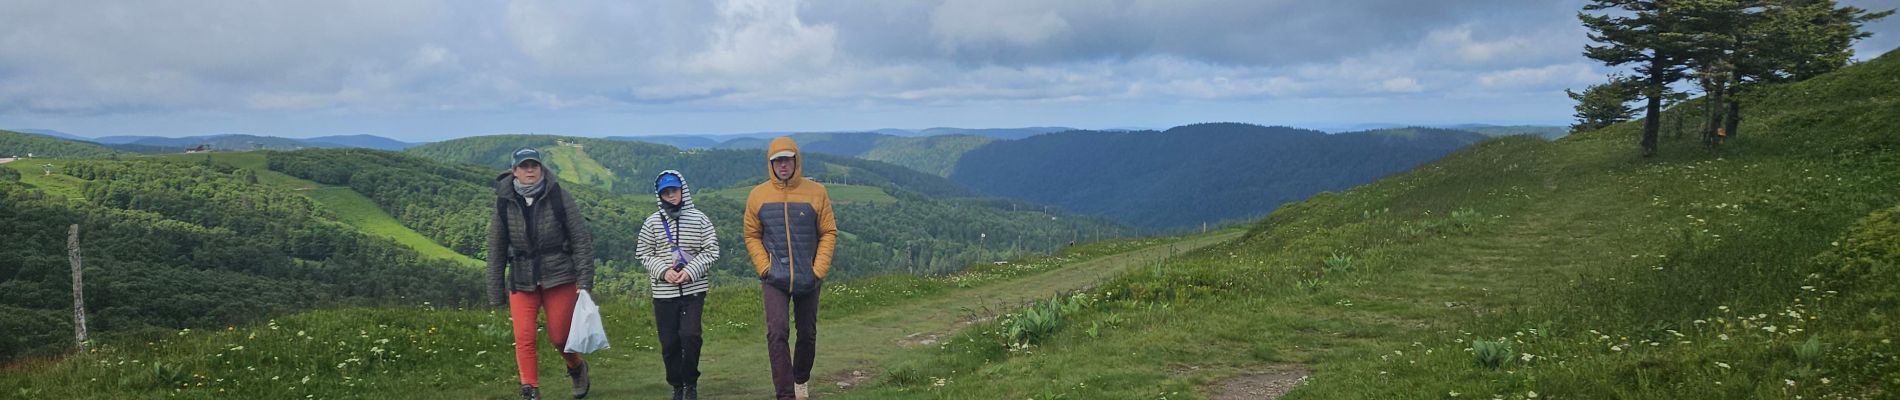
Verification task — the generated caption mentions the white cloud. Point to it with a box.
[1477,63,1600,90]
[1425,25,1534,65]
[929,0,1072,51]
[13,0,1813,133]
[1380,78,1425,93]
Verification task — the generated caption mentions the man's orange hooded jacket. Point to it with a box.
[744,137,838,295]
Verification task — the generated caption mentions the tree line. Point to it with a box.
[1573,0,1891,155]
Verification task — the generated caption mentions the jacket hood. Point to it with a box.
[494,167,562,198]
[653,170,695,210]
[766,136,802,188]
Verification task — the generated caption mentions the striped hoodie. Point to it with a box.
[637,170,720,298]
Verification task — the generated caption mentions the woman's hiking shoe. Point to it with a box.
[567,361,590,399]
[520,384,540,400]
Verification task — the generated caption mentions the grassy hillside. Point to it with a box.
[824,50,1900,398]
[12,152,477,268]
[147,152,478,266]
[537,143,617,191]
[0,232,1226,399]
[300,187,480,267]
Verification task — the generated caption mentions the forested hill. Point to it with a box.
[0,130,125,159]
[407,134,981,198]
[0,157,479,363]
[948,123,1488,230]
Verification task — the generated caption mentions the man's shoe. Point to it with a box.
[520,384,540,400]
[567,362,590,399]
[670,385,684,400]
[794,382,809,400]
[683,385,698,400]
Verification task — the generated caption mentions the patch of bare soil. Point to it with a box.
[1210,366,1311,400]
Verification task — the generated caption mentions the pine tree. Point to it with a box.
[1582,0,1693,157]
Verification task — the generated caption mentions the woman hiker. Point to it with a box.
[488,147,596,400]
[638,170,721,400]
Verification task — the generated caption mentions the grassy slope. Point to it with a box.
[538,144,616,191]
[0,232,1235,399]
[147,153,479,267]
[6,160,93,200]
[824,51,1900,399]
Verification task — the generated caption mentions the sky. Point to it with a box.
[1,0,1895,141]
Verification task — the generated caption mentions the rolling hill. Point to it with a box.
[0,154,481,363]
[0,130,125,159]
[9,129,93,142]
[949,124,1490,230]
[298,134,415,151]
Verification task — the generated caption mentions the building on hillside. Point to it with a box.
[185,144,213,153]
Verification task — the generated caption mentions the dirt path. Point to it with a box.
[587,231,1242,399]
[1210,366,1311,400]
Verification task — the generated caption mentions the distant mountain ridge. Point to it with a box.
[8,130,416,152]
[948,123,1490,230]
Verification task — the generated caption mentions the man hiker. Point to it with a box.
[488,147,596,400]
[744,137,838,400]
[639,170,720,400]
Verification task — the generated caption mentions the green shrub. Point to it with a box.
[1472,339,1511,370]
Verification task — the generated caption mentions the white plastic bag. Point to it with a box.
[564,290,610,354]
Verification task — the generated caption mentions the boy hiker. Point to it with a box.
[639,170,720,400]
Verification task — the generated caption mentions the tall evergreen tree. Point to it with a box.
[1582,0,1693,157]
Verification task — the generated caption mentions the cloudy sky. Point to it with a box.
[1,0,1895,141]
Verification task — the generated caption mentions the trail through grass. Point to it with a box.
[0,231,1236,399]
